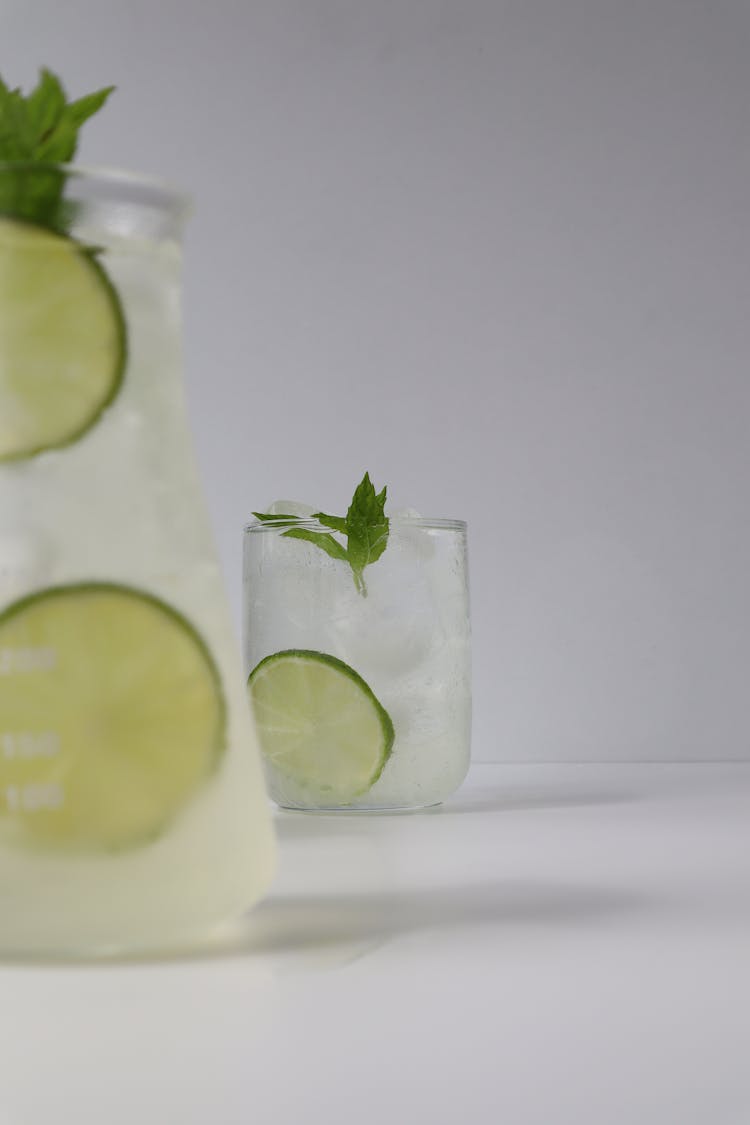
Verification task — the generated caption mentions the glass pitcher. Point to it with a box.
[0,165,275,956]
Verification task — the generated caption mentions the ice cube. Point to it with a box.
[265,500,317,518]
[343,617,434,681]
[245,530,353,663]
[385,633,472,742]
[389,512,436,561]
[328,568,435,682]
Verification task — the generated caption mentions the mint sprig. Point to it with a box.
[0,68,114,230]
[253,472,390,596]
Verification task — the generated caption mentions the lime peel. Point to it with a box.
[247,649,394,804]
[0,582,225,851]
[0,216,126,462]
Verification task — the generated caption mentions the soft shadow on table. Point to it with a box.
[200,877,657,966]
[441,780,641,817]
[0,880,653,971]
[273,782,640,836]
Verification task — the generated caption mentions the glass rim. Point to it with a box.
[0,161,192,221]
[243,515,467,534]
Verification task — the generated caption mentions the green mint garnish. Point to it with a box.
[0,68,114,230]
[253,472,390,596]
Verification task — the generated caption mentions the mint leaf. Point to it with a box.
[24,69,69,159]
[283,528,349,562]
[313,512,348,534]
[251,511,350,561]
[255,474,390,596]
[0,79,34,159]
[345,473,389,594]
[251,511,303,524]
[68,86,115,130]
[0,68,114,231]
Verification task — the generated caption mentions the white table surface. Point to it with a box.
[1,763,748,1125]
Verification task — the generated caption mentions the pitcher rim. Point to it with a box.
[0,161,192,221]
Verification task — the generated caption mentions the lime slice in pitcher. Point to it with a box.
[247,649,394,803]
[0,217,126,461]
[0,583,224,850]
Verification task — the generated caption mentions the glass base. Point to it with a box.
[275,801,444,815]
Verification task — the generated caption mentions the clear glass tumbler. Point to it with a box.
[0,164,275,956]
[243,515,471,810]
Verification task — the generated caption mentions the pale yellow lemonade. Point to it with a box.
[0,175,275,955]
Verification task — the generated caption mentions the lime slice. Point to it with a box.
[0,583,224,850]
[0,217,126,462]
[247,649,394,803]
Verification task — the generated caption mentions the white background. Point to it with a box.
[4,0,750,762]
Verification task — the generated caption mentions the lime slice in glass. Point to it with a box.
[0,583,224,850]
[247,649,394,803]
[0,217,126,462]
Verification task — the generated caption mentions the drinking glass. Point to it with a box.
[243,515,471,810]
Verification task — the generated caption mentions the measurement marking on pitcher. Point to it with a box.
[0,647,57,675]
[3,783,65,812]
[2,732,60,760]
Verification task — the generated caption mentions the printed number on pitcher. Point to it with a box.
[2,732,60,759]
[4,784,64,812]
[0,647,57,675]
